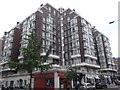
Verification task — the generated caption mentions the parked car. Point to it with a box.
[114,80,120,85]
[95,82,107,89]
[79,83,96,90]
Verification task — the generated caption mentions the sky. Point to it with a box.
[0,0,119,57]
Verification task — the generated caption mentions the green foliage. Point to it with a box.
[8,30,55,90]
[98,70,106,73]
[8,30,54,73]
[22,30,40,61]
[8,61,22,70]
[64,66,77,81]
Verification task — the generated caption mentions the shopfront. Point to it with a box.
[33,72,67,90]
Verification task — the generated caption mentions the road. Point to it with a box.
[97,84,120,90]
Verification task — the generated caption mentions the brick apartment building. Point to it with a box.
[0,38,3,61]
[93,30,117,74]
[0,3,117,89]
[113,57,119,75]
[117,58,120,75]
[0,37,4,85]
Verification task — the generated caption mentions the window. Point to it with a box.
[43,24,45,30]
[77,49,80,54]
[42,32,45,38]
[46,40,50,46]
[73,18,77,24]
[5,81,8,87]
[68,30,70,35]
[75,26,78,31]
[65,45,68,52]
[69,45,71,50]
[84,50,89,54]
[58,38,60,43]
[43,18,45,22]
[57,13,60,17]
[67,17,70,22]
[10,81,14,87]
[46,78,54,87]
[48,7,51,12]
[73,49,76,55]
[42,40,45,46]
[54,10,56,15]
[42,48,45,53]
[64,13,66,17]
[59,46,61,52]
[63,26,67,31]
[46,25,53,31]
[53,36,56,41]
[46,17,53,24]
[48,13,51,17]
[24,80,27,86]
[65,53,68,59]
[30,14,35,21]
[73,58,81,64]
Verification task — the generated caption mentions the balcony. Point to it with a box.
[71,38,79,42]
[72,62,100,68]
[71,54,81,58]
[0,68,15,72]
[84,45,89,50]
[71,30,78,35]
[83,37,88,42]
[82,29,87,34]
[71,46,79,50]
[52,64,61,68]
[100,68,117,72]
[40,53,59,59]
[18,55,23,60]
[0,61,8,65]
[84,54,97,60]
[49,54,59,59]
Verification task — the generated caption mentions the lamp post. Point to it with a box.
[109,19,120,89]
[109,19,120,24]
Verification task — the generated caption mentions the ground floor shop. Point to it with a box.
[33,72,66,89]
[32,72,103,89]
[1,74,31,89]
[0,71,118,89]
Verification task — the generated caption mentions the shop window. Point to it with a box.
[24,80,27,86]
[10,81,14,87]
[19,79,23,88]
[46,78,54,87]
[5,81,8,87]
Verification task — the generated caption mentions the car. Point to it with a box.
[79,83,96,90]
[114,80,120,85]
[95,82,107,89]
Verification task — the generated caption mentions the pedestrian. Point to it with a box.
[67,83,72,90]
[108,81,111,86]
[1,85,4,90]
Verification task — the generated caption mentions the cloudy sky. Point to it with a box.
[0,0,119,57]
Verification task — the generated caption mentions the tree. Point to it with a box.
[8,30,55,90]
[64,66,77,82]
[64,66,85,89]
[64,66,77,88]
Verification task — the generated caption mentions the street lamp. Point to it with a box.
[109,18,120,85]
[109,19,120,24]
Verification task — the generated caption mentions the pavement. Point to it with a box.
[96,83,120,90]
